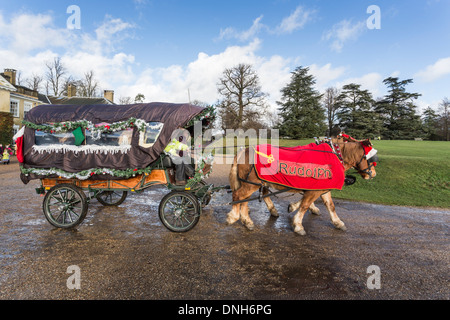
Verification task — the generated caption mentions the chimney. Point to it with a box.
[104,90,114,103]
[3,69,16,86]
[67,83,77,97]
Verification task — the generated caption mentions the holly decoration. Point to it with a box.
[21,166,153,180]
[185,105,216,128]
[22,118,148,135]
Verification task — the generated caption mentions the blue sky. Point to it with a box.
[1,0,449,114]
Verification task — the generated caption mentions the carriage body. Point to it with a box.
[18,102,215,232]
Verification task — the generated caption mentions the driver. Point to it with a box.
[164,128,194,186]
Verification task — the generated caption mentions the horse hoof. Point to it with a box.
[245,224,255,231]
[270,208,279,217]
[294,227,306,236]
[287,204,293,213]
[310,208,321,216]
[334,221,347,231]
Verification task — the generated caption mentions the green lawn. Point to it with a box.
[278,139,450,208]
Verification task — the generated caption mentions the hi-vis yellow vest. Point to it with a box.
[164,139,189,156]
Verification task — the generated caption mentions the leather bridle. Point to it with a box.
[353,151,376,179]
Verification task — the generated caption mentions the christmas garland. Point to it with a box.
[21,166,153,180]
[22,118,149,136]
[185,153,215,188]
[185,105,216,128]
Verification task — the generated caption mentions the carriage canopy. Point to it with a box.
[19,102,208,183]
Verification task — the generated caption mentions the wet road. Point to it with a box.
[0,158,449,300]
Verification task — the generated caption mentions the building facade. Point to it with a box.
[0,69,42,136]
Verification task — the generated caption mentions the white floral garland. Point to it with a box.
[32,144,132,155]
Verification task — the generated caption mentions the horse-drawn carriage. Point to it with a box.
[16,101,378,235]
[15,102,221,232]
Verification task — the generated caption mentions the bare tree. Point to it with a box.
[16,71,23,86]
[323,87,341,136]
[119,96,134,104]
[45,57,66,96]
[217,63,268,130]
[25,74,43,92]
[76,70,100,97]
[60,76,75,97]
[438,97,450,141]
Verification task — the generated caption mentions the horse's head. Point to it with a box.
[337,133,378,180]
[354,144,377,180]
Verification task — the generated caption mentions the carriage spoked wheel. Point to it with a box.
[96,190,128,206]
[43,184,88,229]
[158,191,200,232]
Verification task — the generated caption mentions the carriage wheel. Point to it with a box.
[96,190,128,206]
[43,184,88,229]
[158,191,200,232]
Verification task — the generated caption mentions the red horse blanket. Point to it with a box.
[254,143,345,190]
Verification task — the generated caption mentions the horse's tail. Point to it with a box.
[229,148,246,191]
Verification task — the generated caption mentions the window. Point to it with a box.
[139,122,164,148]
[10,99,19,117]
[24,102,32,118]
[13,125,19,136]
[34,125,134,149]
[86,128,133,146]
[35,130,76,146]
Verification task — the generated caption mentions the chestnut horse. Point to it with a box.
[226,137,377,235]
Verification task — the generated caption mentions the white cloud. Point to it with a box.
[308,63,346,91]
[335,72,384,97]
[323,19,366,52]
[415,57,450,82]
[0,12,71,53]
[217,5,315,41]
[117,38,293,107]
[275,6,315,34]
[0,11,137,91]
[218,15,265,42]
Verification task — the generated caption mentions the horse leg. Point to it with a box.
[239,201,255,231]
[237,185,260,230]
[226,202,241,225]
[227,184,259,230]
[289,198,321,215]
[292,191,321,236]
[309,202,321,215]
[321,192,346,231]
[262,187,278,217]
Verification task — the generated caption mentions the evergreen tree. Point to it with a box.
[335,83,381,139]
[277,66,326,139]
[422,106,440,140]
[375,77,422,139]
[0,112,14,146]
